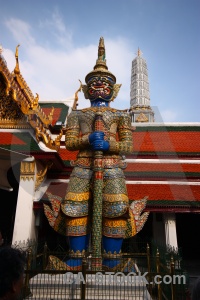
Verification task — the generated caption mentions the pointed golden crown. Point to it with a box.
[85,37,116,83]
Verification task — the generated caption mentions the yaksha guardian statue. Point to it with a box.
[44,37,149,271]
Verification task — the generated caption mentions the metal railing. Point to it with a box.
[10,239,190,300]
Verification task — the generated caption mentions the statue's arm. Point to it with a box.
[65,111,89,151]
[109,113,133,154]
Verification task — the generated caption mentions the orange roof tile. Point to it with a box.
[0,133,26,145]
[125,162,200,173]
[133,131,200,153]
[126,184,200,201]
[42,108,62,125]
[58,148,78,161]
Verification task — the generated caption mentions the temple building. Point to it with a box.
[129,48,154,123]
[0,45,200,262]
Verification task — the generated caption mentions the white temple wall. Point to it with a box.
[12,157,37,244]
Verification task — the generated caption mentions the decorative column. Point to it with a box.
[163,213,178,249]
[12,157,36,244]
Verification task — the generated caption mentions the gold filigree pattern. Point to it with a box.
[34,122,63,151]
[35,161,53,190]
[66,216,89,226]
[65,192,90,201]
[0,76,27,127]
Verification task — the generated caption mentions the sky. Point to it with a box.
[0,0,200,122]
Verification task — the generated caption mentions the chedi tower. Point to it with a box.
[129,48,154,122]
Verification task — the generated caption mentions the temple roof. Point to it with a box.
[130,125,200,157]
[38,180,200,213]
[58,125,200,166]
[0,51,69,150]
[0,132,41,152]
[39,102,69,126]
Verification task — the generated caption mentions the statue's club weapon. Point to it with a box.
[91,109,105,270]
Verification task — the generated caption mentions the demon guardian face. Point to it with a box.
[87,75,115,102]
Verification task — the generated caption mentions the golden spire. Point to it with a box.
[137,48,143,57]
[94,36,107,71]
[14,44,20,74]
[85,37,116,83]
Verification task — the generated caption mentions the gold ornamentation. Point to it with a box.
[103,218,127,227]
[103,250,122,258]
[14,45,20,75]
[85,37,116,84]
[129,197,149,235]
[0,79,26,125]
[65,191,90,201]
[69,249,86,257]
[34,121,62,151]
[20,160,35,181]
[35,161,53,190]
[136,113,149,122]
[73,80,82,110]
[66,216,89,226]
[111,83,122,102]
[81,106,117,113]
[137,47,143,57]
[46,255,68,271]
[103,194,129,203]
[0,66,11,96]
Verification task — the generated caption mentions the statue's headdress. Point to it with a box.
[82,37,121,102]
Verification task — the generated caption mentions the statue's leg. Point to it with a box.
[102,168,129,269]
[102,218,127,269]
[65,234,90,270]
[61,167,92,270]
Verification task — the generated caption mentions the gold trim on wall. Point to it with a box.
[20,160,35,181]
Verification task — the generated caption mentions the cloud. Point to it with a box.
[38,8,73,49]
[3,17,134,111]
[4,18,35,47]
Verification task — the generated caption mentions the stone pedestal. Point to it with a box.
[29,272,152,300]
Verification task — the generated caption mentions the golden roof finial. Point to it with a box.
[73,80,82,110]
[137,47,143,56]
[14,44,20,74]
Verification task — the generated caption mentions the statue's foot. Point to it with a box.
[65,258,82,271]
[122,258,137,273]
[103,259,121,271]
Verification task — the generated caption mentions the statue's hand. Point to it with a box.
[89,131,104,144]
[90,140,110,151]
